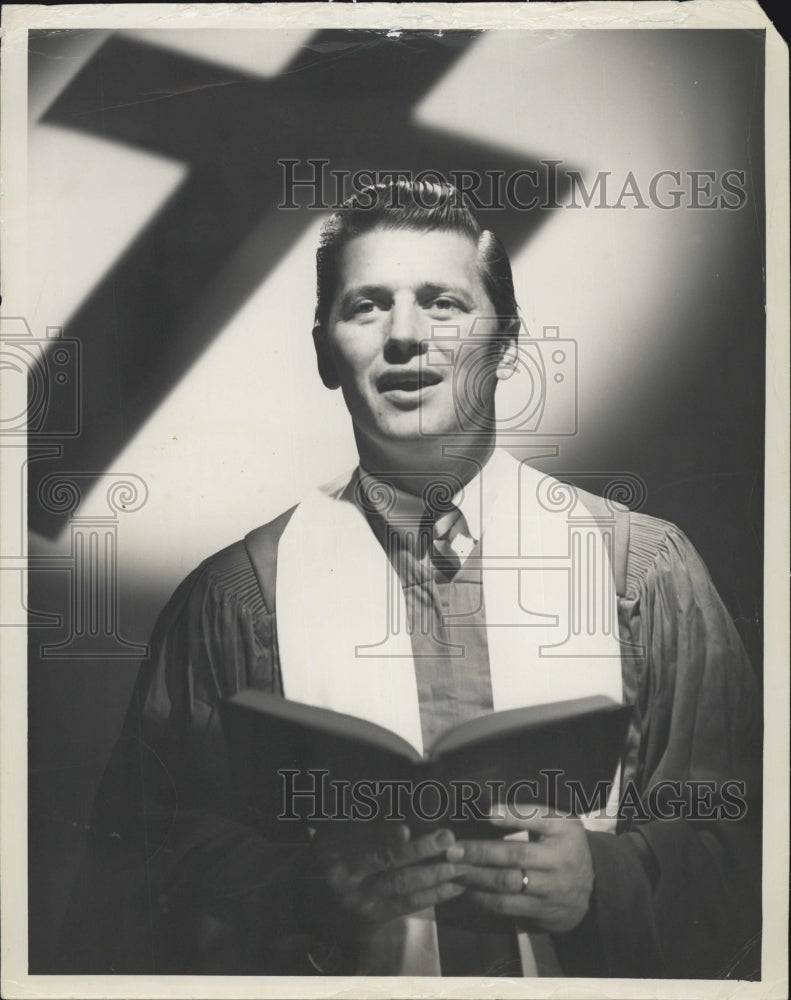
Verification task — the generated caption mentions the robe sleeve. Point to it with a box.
[556,521,762,978]
[56,544,339,974]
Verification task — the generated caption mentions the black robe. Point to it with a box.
[57,504,762,978]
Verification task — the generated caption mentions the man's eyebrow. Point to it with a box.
[339,284,392,305]
[415,282,476,303]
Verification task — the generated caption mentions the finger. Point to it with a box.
[390,828,455,870]
[325,861,352,892]
[360,824,413,875]
[467,890,543,919]
[397,880,466,916]
[368,841,402,874]
[316,821,409,873]
[372,823,411,868]
[456,865,523,894]
[383,861,468,899]
[446,839,549,869]
[458,866,551,897]
[359,878,465,923]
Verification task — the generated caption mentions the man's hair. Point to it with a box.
[314,178,520,334]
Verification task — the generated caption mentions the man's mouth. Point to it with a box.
[377,369,443,393]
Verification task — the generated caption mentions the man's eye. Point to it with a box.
[429,297,461,313]
[352,300,378,315]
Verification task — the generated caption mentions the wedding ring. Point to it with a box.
[521,871,530,894]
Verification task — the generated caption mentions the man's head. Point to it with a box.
[312,179,521,471]
[313,180,519,333]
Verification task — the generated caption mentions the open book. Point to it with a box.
[219,690,631,836]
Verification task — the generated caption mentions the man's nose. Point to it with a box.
[384,299,426,360]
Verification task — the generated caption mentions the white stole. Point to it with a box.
[276,451,622,976]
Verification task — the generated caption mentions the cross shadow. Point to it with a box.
[29,28,576,537]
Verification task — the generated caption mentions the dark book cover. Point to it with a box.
[219,690,632,839]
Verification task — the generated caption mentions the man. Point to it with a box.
[58,180,761,978]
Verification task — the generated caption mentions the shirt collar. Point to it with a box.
[356,448,511,545]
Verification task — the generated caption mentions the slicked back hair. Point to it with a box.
[314,179,520,335]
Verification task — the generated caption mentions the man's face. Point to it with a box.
[315,227,514,456]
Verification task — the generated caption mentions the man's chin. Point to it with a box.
[379,413,458,443]
[355,415,456,454]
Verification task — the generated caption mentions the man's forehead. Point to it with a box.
[337,226,482,288]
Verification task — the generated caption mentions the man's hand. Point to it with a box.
[446,805,594,934]
[312,823,467,937]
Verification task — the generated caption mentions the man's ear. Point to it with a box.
[495,323,520,381]
[312,324,341,390]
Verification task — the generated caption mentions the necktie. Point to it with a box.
[431,504,474,578]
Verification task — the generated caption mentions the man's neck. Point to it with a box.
[354,432,496,497]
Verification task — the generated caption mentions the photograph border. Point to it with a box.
[1,3,788,998]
